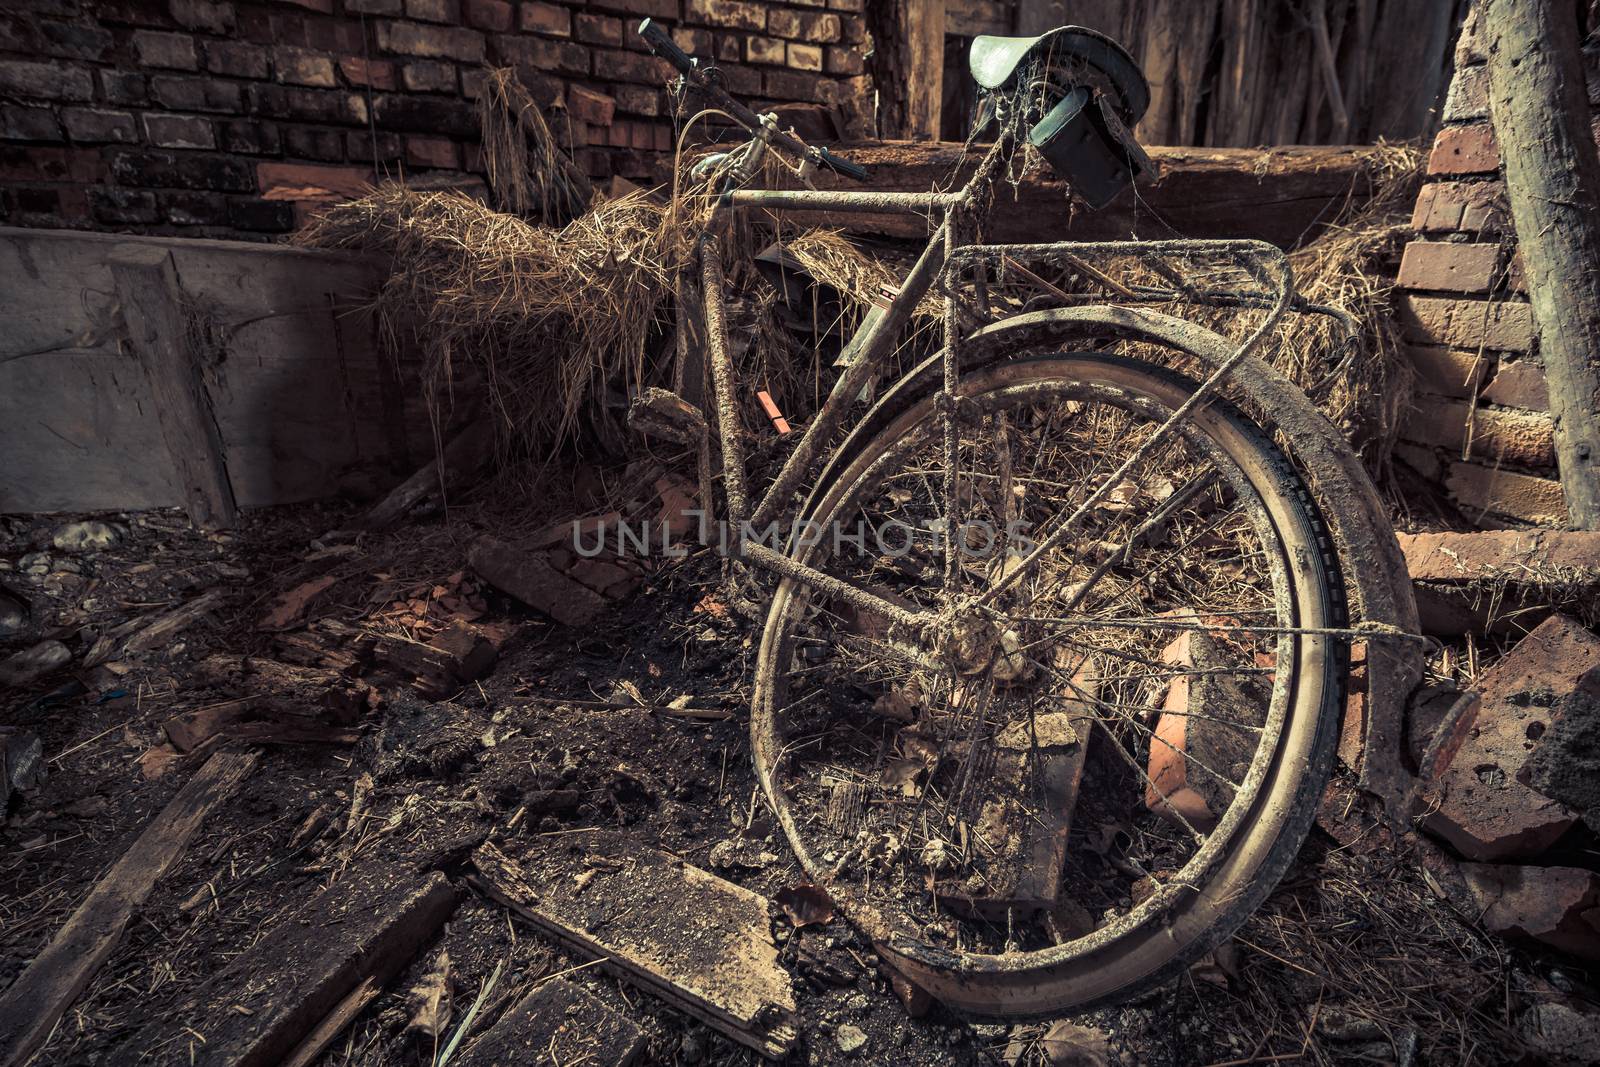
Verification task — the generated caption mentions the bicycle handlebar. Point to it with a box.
[637,18,869,183]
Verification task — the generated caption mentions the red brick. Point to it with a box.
[1405,344,1489,399]
[769,8,841,42]
[1455,5,1485,64]
[257,161,372,201]
[281,0,335,10]
[606,120,631,148]
[685,0,766,31]
[143,113,215,149]
[575,13,623,46]
[1400,531,1600,585]
[132,30,199,71]
[464,0,513,30]
[1397,240,1501,294]
[764,68,827,103]
[1144,624,1267,833]
[206,41,271,80]
[787,43,824,71]
[494,36,589,77]
[672,27,714,55]
[565,84,615,127]
[1460,863,1600,960]
[1483,358,1549,411]
[406,0,458,22]
[276,47,338,87]
[1429,123,1498,176]
[1403,396,1555,468]
[628,121,653,150]
[340,56,398,90]
[1397,294,1535,351]
[1446,461,1567,525]
[594,49,664,84]
[745,35,785,64]
[716,35,740,62]
[1443,63,1490,123]
[402,60,457,92]
[406,135,458,168]
[825,44,864,76]
[374,20,485,62]
[1420,616,1588,860]
[1410,179,1507,234]
[614,85,661,117]
[520,1,571,35]
[586,0,676,16]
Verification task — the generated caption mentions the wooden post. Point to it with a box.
[1484,0,1600,528]
[866,0,946,140]
[110,246,238,529]
[0,751,257,1067]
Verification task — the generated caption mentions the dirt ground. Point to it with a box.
[0,499,1579,1066]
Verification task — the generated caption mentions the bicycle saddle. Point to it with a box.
[969,26,1149,125]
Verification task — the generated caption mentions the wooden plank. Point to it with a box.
[0,227,429,514]
[0,750,258,1067]
[454,978,645,1067]
[473,835,799,1059]
[741,142,1402,249]
[109,246,237,529]
[946,0,1011,37]
[909,0,947,141]
[131,865,458,1067]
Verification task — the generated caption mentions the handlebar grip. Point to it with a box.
[817,147,869,182]
[637,18,695,75]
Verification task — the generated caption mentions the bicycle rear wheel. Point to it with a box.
[750,353,1347,1015]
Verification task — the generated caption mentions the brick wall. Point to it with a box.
[1391,3,1579,527]
[0,0,869,241]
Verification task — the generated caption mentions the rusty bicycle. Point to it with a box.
[633,18,1421,1016]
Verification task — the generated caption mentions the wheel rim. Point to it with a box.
[751,355,1338,1014]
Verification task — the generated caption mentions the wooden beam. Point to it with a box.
[473,836,799,1059]
[737,142,1410,249]
[133,866,458,1067]
[0,751,258,1067]
[1484,0,1600,527]
[909,0,947,141]
[453,978,645,1067]
[109,247,237,529]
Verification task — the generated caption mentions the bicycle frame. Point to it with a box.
[692,164,1309,647]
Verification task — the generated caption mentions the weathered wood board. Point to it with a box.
[0,227,425,514]
[473,834,799,1059]
[126,865,458,1066]
[454,977,646,1067]
[0,751,259,1067]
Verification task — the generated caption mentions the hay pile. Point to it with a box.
[300,186,685,456]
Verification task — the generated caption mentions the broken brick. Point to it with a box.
[1459,863,1600,960]
[1398,531,1600,636]
[469,535,608,627]
[1146,627,1268,833]
[1509,617,1600,832]
[1419,614,1590,860]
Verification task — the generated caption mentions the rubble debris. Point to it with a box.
[835,1023,869,1056]
[0,750,259,1067]
[404,949,452,1040]
[1397,530,1600,635]
[473,835,799,1059]
[87,589,226,665]
[1146,630,1268,832]
[192,654,376,722]
[258,574,340,631]
[452,977,645,1067]
[0,728,43,809]
[362,420,493,531]
[371,618,510,700]
[51,519,123,553]
[1517,994,1600,1067]
[1512,619,1600,832]
[133,865,458,1067]
[469,536,609,627]
[1458,862,1600,960]
[0,586,26,636]
[0,638,71,688]
[1421,614,1590,859]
